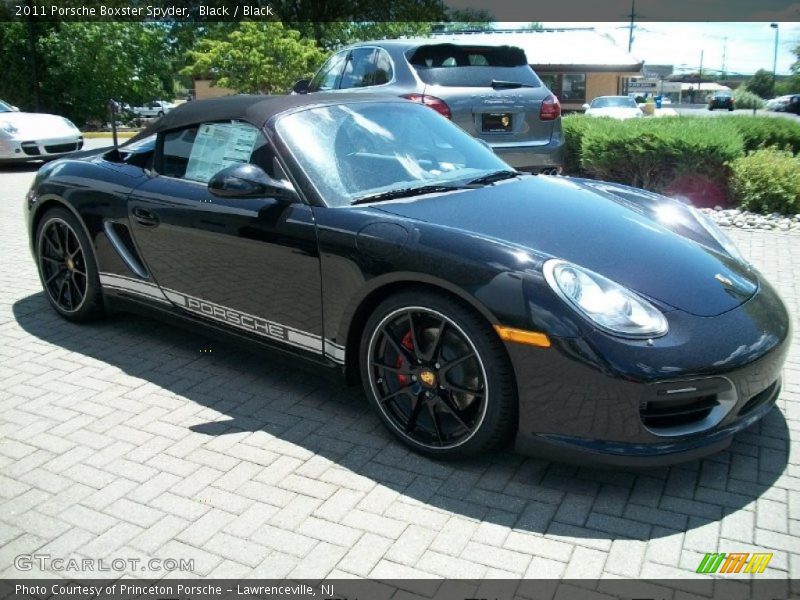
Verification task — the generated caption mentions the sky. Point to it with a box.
[538,22,800,76]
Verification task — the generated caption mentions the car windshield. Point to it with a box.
[591,97,637,108]
[275,101,510,207]
[0,100,13,113]
[408,44,540,88]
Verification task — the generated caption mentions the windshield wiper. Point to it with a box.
[491,80,536,89]
[351,184,467,205]
[466,170,523,186]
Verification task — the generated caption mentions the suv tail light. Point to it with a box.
[539,94,561,121]
[401,94,452,119]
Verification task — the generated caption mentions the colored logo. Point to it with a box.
[696,552,772,574]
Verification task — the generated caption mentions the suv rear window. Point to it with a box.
[408,44,541,88]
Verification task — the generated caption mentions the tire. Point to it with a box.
[157,111,164,117]
[359,290,517,459]
[35,207,104,322]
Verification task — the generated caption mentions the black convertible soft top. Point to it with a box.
[127,93,403,145]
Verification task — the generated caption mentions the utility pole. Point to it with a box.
[627,0,636,52]
[771,23,779,94]
[698,49,704,103]
[721,37,728,79]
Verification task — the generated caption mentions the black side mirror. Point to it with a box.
[208,163,298,201]
[292,79,310,95]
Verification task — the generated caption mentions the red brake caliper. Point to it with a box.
[395,330,415,386]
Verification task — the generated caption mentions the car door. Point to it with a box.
[126,120,325,357]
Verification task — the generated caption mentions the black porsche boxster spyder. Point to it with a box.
[25,94,790,465]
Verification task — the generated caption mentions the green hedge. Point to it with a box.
[561,114,800,213]
[728,116,800,154]
[564,116,744,191]
[733,88,765,111]
[729,147,800,214]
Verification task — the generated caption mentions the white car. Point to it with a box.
[132,100,174,118]
[0,100,83,163]
[583,96,643,119]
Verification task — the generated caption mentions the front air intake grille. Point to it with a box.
[21,143,40,156]
[642,378,736,436]
[45,142,80,154]
[641,394,719,430]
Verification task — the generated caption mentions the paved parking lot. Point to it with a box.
[1,144,798,582]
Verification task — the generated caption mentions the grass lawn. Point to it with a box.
[81,131,138,139]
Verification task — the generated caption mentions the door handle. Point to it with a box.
[132,207,159,227]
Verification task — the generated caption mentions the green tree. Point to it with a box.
[1,22,176,124]
[38,23,176,124]
[182,22,325,94]
[745,68,775,98]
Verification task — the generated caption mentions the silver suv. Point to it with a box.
[294,40,564,174]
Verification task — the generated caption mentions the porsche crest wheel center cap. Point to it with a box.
[417,368,437,388]
[65,257,75,272]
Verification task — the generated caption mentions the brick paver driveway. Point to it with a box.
[1,144,798,581]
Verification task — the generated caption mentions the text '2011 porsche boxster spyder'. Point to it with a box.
[25,94,790,465]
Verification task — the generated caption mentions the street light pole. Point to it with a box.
[771,23,779,95]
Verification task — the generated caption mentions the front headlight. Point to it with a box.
[543,259,668,338]
[0,121,19,136]
[690,207,746,264]
[60,117,78,131]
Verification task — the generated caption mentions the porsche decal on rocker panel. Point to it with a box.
[99,273,345,363]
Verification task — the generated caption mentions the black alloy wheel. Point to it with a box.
[361,290,516,458]
[35,208,104,321]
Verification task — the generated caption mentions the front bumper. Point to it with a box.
[0,135,83,162]
[509,277,791,467]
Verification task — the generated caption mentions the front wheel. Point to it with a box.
[360,290,517,458]
[35,207,104,321]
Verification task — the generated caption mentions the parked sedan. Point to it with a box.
[583,96,643,119]
[766,94,800,114]
[708,92,734,111]
[293,39,563,174]
[0,100,83,163]
[132,100,174,118]
[25,95,789,465]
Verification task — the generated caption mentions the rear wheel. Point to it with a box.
[360,290,516,458]
[35,207,104,321]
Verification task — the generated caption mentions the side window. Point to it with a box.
[159,121,263,183]
[308,51,348,92]
[371,48,393,86]
[340,48,376,89]
[339,47,393,89]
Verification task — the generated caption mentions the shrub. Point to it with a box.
[561,114,595,175]
[578,117,744,192]
[727,116,800,154]
[729,147,800,214]
[733,88,765,110]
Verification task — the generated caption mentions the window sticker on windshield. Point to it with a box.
[184,122,258,183]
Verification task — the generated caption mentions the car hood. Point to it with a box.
[0,112,78,139]
[374,176,757,317]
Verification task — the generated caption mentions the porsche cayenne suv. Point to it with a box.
[293,39,564,174]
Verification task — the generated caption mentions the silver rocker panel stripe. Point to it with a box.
[99,273,169,303]
[99,273,346,364]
